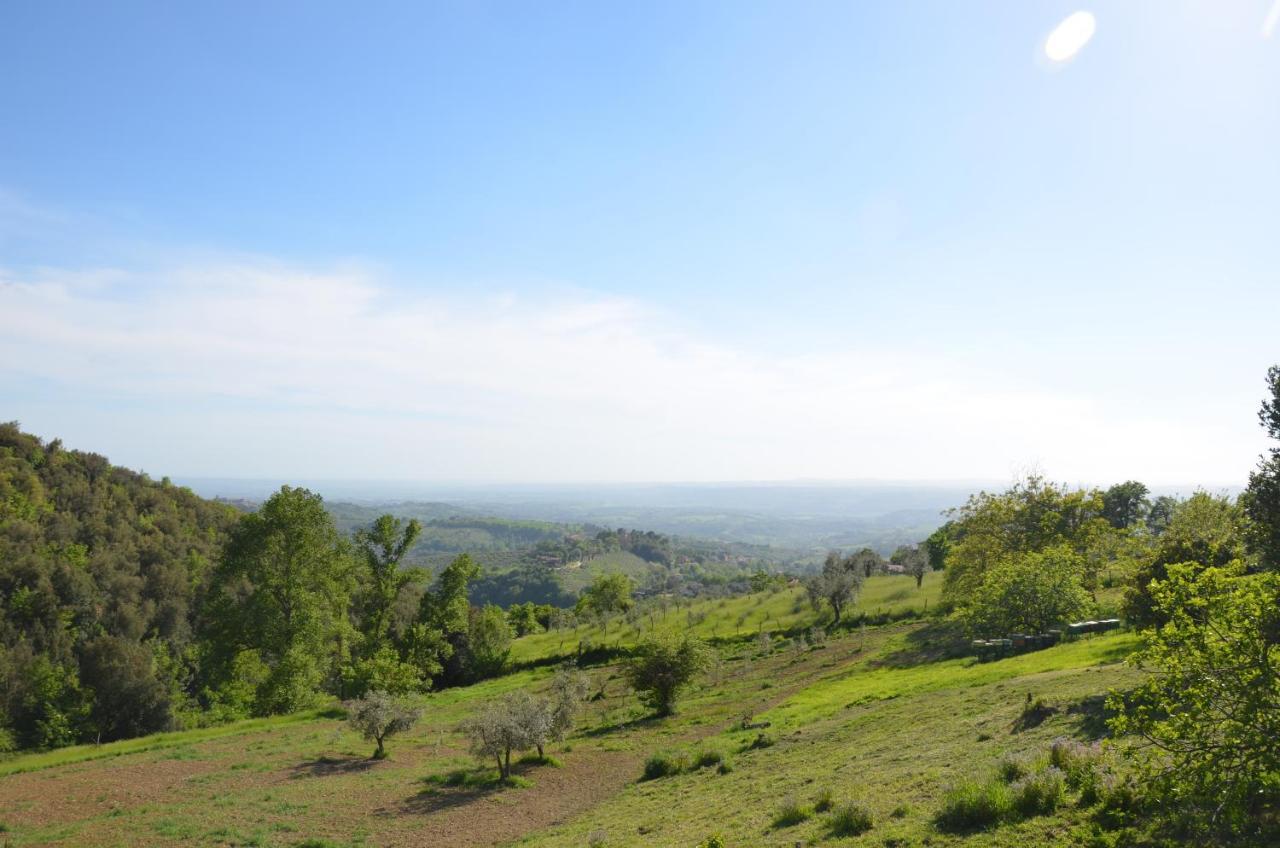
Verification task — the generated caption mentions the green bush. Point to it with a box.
[694,836,726,848]
[692,746,724,770]
[828,801,874,837]
[1047,737,1103,789]
[935,778,1012,832]
[641,751,686,781]
[772,797,811,828]
[813,787,834,812]
[997,752,1033,783]
[1010,766,1065,817]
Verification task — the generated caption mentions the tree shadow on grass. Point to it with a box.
[392,766,532,816]
[869,619,970,669]
[582,713,664,738]
[289,754,379,778]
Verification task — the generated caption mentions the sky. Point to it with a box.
[2,1,1278,487]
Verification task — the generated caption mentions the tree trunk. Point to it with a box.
[537,743,544,759]
[503,747,511,779]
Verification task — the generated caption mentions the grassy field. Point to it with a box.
[511,572,944,663]
[0,577,1143,848]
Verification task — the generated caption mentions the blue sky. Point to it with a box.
[2,1,1278,485]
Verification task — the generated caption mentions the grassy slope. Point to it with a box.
[511,572,944,663]
[0,577,1140,848]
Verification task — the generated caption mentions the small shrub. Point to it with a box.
[692,747,724,770]
[772,797,811,828]
[997,752,1034,783]
[1010,766,1065,818]
[641,751,686,780]
[716,760,733,775]
[694,836,726,848]
[828,801,874,837]
[1048,737,1103,789]
[587,829,608,848]
[813,787,835,812]
[935,778,1012,832]
[889,803,909,819]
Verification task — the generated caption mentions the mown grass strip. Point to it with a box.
[758,631,1138,729]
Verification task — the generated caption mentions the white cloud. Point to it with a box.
[0,261,1258,484]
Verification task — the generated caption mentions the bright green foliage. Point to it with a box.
[935,777,1012,832]
[418,553,480,635]
[1243,364,1280,571]
[463,604,514,680]
[506,601,548,636]
[1110,563,1280,837]
[575,572,634,617]
[1123,492,1248,627]
[353,514,421,652]
[624,631,712,716]
[341,645,424,697]
[960,545,1093,635]
[8,654,91,749]
[203,486,355,716]
[940,475,1109,605]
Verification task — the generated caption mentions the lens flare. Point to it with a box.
[1044,11,1097,63]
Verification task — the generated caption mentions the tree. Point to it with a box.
[1123,493,1248,628]
[341,645,424,698]
[848,548,885,579]
[891,544,929,589]
[461,604,513,681]
[353,514,422,653]
[346,690,420,759]
[203,486,354,715]
[960,546,1093,636]
[460,692,540,780]
[805,551,864,624]
[507,602,544,637]
[941,476,1107,606]
[924,521,956,572]
[1110,564,1280,837]
[418,553,480,635]
[624,632,711,717]
[547,664,590,747]
[1146,495,1179,535]
[576,572,634,618]
[1243,364,1280,572]
[1101,480,1150,529]
[77,635,173,742]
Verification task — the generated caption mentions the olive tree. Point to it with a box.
[624,632,711,717]
[805,551,864,624]
[460,691,548,779]
[547,664,590,746]
[346,690,420,759]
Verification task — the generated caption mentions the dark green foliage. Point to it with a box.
[0,423,237,748]
[772,797,811,827]
[1100,481,1150,529]
[641,750,686,780]
[827,801,874,836]
[202,486,354,716]
[623,632,711,717]
[1243,364,1280,571]
[575,572,634,617]
[353,514,421,654]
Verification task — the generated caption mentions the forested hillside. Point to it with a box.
[0,422,240,749]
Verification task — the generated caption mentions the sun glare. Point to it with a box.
[1044,11,1097,63]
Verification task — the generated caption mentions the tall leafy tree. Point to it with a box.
[1101,480,1150,529]
[353,514,422,653]
[203,486,354,715]
[1244,364,1280,571]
